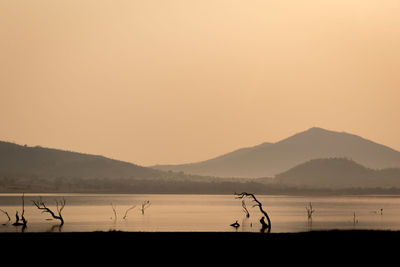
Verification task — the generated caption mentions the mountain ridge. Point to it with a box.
[1,139,400,193]
[152,127,400,178]
[0,140,163,180]
[274,157,400,188]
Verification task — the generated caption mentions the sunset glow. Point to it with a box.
[1,1,399,166]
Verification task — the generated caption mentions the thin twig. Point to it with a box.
[123,205,136,220]
[111,203,117,221]
[242,200,250,218]
[0,209,11,221]
[140,201,151,215]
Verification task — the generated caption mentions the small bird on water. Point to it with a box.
[230,220,240,228]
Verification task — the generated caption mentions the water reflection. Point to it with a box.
[48,224,63,232]
[12,223,27,233]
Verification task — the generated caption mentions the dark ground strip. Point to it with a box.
[0,230,396,264]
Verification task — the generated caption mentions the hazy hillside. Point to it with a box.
[275,158,400,188]
[0,141,259,193]
[152,127,400,178]
[1,141,400,194]
[0,141,164,180]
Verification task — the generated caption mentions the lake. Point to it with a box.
[1,193,400,233]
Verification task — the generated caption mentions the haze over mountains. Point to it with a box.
[1,127,400,193]
[0,141,252,193]
[152,127,400,178]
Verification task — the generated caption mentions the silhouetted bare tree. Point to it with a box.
[140,200,151,215]
[306,202,315,220]
[242,200,250,218]
[123,205,136,220]
[32,197,66,226]
[235,192,271,233]
[12,193,27,228]
[110,203,117,221]
[0,209,11,222]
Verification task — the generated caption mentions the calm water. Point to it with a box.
[1,193,400,233]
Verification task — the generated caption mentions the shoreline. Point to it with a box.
[1,229,398,248]
[1,230,397,263]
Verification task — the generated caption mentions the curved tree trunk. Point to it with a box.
[235,192,271,233]
[33,198,65,226]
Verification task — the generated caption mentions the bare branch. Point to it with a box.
[140,201,151,215]
[306,202,315,219]
[123,205,136,220]
[0,209,11,221]
[241,200,250,218]
[21,193,25,216]
[33,197,65,225]
[56,199,66,214]
[110,203,117,221]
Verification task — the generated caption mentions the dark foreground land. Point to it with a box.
[0,230,398,264]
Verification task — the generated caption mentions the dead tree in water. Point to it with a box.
[0,209,11,222]
[242,200,250,218]
[306,202,315,220]
[353,212,359,226]
[123,205,136,220]
[235,192,271,233]
[32,197,66,226]
[110,204,137,220]
[12,193,27,227]
[140,201,151,215]
[110,203,117,221]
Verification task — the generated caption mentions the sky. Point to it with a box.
[1,0,400,166]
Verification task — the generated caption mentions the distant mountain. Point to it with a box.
[0,141,163,180]
[2,140,400,193]
[0,141,263,193]
[275,158,400,188]
[152,127,400,178]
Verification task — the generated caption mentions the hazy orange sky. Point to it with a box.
[1,0,399,166]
